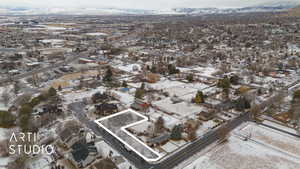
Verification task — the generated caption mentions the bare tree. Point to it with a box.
[217,126,230,142]
[1,88,10,106]
[290,101,300,127]
[250,104,262,120]
[154,117,165,134]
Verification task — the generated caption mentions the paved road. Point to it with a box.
[68,102,151,169]
[0,25,144,87]
[150,112,250,169]
[68,101,250,169]
[0,55,82,86]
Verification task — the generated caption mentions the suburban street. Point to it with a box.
[68,102,251,169]
[0,54,82,86]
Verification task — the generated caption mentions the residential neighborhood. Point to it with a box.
[0,1,300,169]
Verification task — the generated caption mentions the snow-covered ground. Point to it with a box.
[0,102,8,112]
[164,86,198,98]
[148,79,185,90]
[95,141,136,169]
[62,86,106,104]
[26,154,54,169]
[111,90,135,107]
[86,32,108,36]
[0,157,12,169]
[182,135,300,169]
[153,98,205,118]
[262,120,299,135]
[196,120,219,137]
[148,108,180,129]
[114,64,141,75]
[178,66,219,78]
[236,122,300,158]
[0,127,14,141]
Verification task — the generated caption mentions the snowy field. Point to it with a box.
[178,66,219,78]
[164,86,198,98]
[148,79,185,90]
[62,86,106,104]
[111,90,135,106]
[153,98,205,118]
[262,120,299,135]
[182,135,300,169]
[148,108,180,129]
[236,122,300,158]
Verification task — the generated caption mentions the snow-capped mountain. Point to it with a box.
[172,1,300,15]
[0,1,300,15]
[0,7,156,15]
[255,0,300,8]
[286,5,300,16]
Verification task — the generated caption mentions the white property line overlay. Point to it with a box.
[94,109,162,162]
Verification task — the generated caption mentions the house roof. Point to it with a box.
[71,139,97,163]
[59,125,81,142]
[95,103,117,112]
[147,133,170,144]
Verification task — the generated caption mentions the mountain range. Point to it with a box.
[286,5,300,16]
[0,1,300,15]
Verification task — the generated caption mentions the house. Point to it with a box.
[69,139,99,168]
[130,99,149,111]
[34,104,62,115]
[146,73,160,83]
[90,158,118,169]
[197,110,215,121]
[95,103,118,116]
[59,125,83,148]
[92,92,110,104]
[147,133,170,146]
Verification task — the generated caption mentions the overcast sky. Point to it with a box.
[0,0,298,10]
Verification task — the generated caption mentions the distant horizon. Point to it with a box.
[0,0,299,10]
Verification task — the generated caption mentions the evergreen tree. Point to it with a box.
[168,64,180,74]
[229,75,240,85]
[235,97,251,111]
[0,111,16,128]
[171,125,183,140]
[186,74,194,82]
[141,83,145,90]
[103,67,113,82]
[122,81,128,88]
[48,87,57,97]
[19,104,33,132]
[135,89,144,99]
[194,91,204,104]
[293,90,300,100]
[217,77,231,89]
